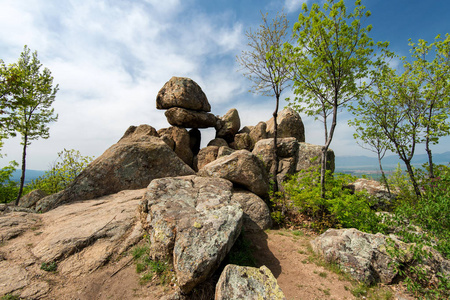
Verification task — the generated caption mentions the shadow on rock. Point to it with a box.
[245,230,282,278]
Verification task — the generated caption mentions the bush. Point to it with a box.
[27,149,93,195]
[283,168,383,233]
[0,161,19,204]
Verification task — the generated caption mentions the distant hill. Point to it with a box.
[11,169,46,184]
[335,151,450,179]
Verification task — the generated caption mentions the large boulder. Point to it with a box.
[233,132,252,150]
[348,178,394,210]
[165,107,217,128]
[266,107,305,142]
[215,264,286,300]
[231,189,272,232]
[156,76,211,112]
[195,146,219,172]
[140,176,243,293]
[198,150,269,198]
[18,189,47,209]
[311,228,450,286]
[158,126,194,167]
[118,124,159,142]
[249,121,268,150]
[296,142,335,173]
[216,108,241,142]
[35,127,195,212]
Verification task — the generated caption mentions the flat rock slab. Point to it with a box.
[215,264,286,300]
[0,189,145,299]
[141,175,243,293]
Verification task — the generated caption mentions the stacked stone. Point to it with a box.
[156,76,216,128]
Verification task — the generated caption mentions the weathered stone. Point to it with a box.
[266,107,305,142]
[231,189,272,232]
[238,125,253,134]
[156,76,211,112]
[18,189,47,209]
[195,146,219,171]
[118,124,158,142]
[217,146,235,158]
[35,133,195,212]
[310,228,396,285]
[165,107,217,128]
[249,121,267,149]
[234,132,252,150]
[207,138,228,147]
[215,108,241,142]
[296,142,335,173]
[198,150,269,197]
[141,176,243,293]
[216,264,286,300]
[158,126,193,167]
[348,178,394,210]
[252,138,299,176]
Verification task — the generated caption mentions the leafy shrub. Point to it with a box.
[27,148,93,195]
[40,261,57,272]
[283,168,383,233]
[0,161,19,203]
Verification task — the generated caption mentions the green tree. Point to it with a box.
[28,149,94,195]
[406,35,450,179]
[2,46,59,204]
[237,12,292,193]
[286,0,390,197]
[0,161,19,204]
[348,116,392,195]
[364,64,424,197]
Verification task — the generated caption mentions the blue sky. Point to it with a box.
[1,0,449,170]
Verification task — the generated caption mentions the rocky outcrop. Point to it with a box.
[158,126,194,167]
[35,128,195,212]
[215,264,286,300]
[195,146,219,171]
[165,107,217,128]
[266,107,305,142]
[156,76,211,112]
[18,189,47,208]
[198,150,269,198]
[0,189,145,298]
[297,142,335,173]
[140,176,243,293]
[216,108,241,142]
[231,189,272,232]
[348,178,394,210]
[311,228,450,285]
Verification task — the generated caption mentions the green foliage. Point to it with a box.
[131,240,176,286]
[1,45,59,203]
[286,0,391,197]
[283,168,383,233]
[40,261,57,272]
[27,148,93,195]
[0,161,19,203]
[1,294,20,300]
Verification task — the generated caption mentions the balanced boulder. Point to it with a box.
[266,107,305,142]
[165,107,217,128]
[156,76,211,112]
[216,108,241,142]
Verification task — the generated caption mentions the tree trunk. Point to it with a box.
[377,151,391,196]
[425,135,435,179]
[272,94,280,194]
[403,159,421,198]
[320,146,327,198]
[15,136,28,205]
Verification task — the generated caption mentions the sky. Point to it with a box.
[1,0,449,170]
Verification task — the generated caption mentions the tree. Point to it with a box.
[237,12,292,193]
[348,116,392,195]
[406,35,450,179]
[286,0,390,197]
[28,149,94,195]
[2,46,59,204]
[364,65,424,197]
